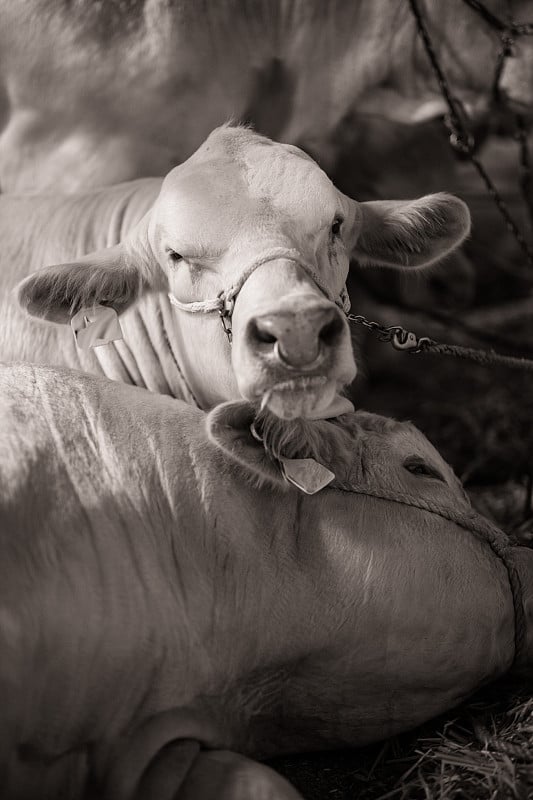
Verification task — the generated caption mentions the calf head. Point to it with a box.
[208,403,533,746]
[206,400,467,506]
[17,124,470,418]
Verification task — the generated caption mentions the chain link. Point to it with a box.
[347,312,533,369]
[346,314,434,353]
[348,3,533,365]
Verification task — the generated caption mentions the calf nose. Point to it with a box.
[249,305,345,368]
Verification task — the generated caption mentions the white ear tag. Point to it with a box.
[71,305,123,350]
[279,457,335,495]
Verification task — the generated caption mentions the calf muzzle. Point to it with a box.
[248,304,345,370]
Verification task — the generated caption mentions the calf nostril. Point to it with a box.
[319,315,344,346]
[249,319,278,346]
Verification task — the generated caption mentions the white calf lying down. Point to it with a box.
[0,363,531,800]
[5,124,470,419]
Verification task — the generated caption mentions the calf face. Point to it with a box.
[17,124,470,418]
[206,401,533,747]
[206,400,467,505]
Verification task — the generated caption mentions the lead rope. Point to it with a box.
[336,483,526,668]
[408,0,533,278]
[347,5,533,367]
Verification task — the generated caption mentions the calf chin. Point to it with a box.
[261,376,337,420]
[252,373,356,420]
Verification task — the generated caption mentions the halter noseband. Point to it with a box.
[168,247,351,342]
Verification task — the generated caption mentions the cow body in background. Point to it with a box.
[0,0,531,193]
[5,126,469,417]
[1,362,532,799]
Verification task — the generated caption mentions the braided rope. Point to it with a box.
[168,294,224,315]
[336,483,526,668]
[422,341,533,371]
[408,0,533,274]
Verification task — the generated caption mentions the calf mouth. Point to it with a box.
[260,375,339,420]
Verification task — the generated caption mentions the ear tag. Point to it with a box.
[279,457,335,495]
[71,305,123,350]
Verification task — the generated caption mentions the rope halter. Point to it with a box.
[335,482,527,671]
[168,246,351,342]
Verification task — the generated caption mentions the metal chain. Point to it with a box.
[408,0,533,275]
[347,313,433,353]
[346,314,397,341]
[347,312,533,371]
[348,2,533,373]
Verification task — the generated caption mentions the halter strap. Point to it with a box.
[336,482,527,670]
[168,247,351,320]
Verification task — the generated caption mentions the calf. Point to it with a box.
[7,125,470,418]
[1,363,531,799]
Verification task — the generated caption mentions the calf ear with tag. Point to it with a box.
[279,457,335,495]
[71,305,123,350]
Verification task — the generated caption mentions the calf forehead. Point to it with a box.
[390,423,442,458]
[240,142,338,216]
[160,130,340,233]
[157,164,250,242]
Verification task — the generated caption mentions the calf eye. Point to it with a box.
[167,250,183,265]
[403,457,444,482]
[331,218,343,237]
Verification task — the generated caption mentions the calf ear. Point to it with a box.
[206,401,286,489]
[16,244,151,324]
[354,192,471,269]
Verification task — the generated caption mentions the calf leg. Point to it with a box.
[174,749,303,800]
